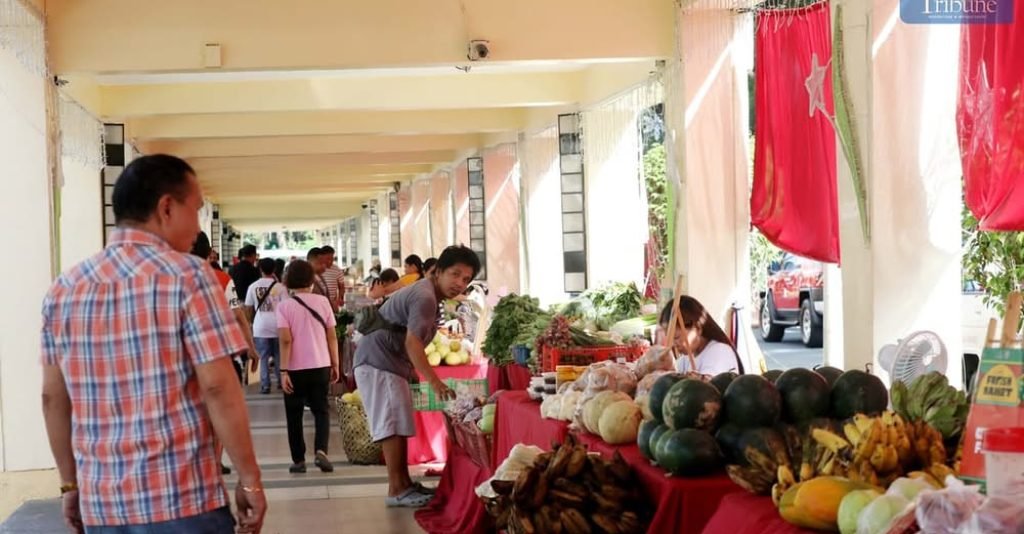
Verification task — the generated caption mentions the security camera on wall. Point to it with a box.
[467,40,490,61]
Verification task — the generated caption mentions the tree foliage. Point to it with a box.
[962,204,1024,316]
[644,143,669,286]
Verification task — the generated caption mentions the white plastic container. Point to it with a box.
[982,427,1024,497]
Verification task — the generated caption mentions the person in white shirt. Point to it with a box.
[659,296,744,376]
[245,258,290,394]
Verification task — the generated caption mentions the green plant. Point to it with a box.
[962,204,1024,316]
[749,229,782,307]
[644,143,670,289]
[482,294,546,365]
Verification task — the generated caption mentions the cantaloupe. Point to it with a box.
[582,391,630,434]
[598,400,643,445]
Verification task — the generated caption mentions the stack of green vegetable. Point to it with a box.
[558,282,645,331]
[890,371,970,439]
[483,294,546,366]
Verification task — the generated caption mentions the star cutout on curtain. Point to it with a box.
[804,52,831,118]
[968,61,996,158]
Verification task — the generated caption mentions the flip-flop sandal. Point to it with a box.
[384,487,433,508]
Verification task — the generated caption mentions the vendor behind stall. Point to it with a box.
[660,296,744,375]
[353,245,480,508]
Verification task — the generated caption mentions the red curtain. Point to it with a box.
[958,18,1024,231]
[751,2,840,263]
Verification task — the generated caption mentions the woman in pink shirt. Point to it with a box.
[276,260,340,473]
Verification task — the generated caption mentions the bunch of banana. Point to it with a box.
[725,426,798,501]
[891,371,970,439]
[489,434,651,534]
[800,411,912,488]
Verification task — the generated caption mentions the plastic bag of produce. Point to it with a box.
[914,478,984,534]
[962,496,1024,534]
[634,346,674,378]
[540,395,561,420]
[558,390,582,421]
[636,370,672,400]
[475,444,544,499]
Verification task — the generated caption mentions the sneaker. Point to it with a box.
[289,462,307,473]
[314,451,334,473]
[384,486,433,508]
[221,464,232,475]
[412,481,436,495]
[260,388,270,395]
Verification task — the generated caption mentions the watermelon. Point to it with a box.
[714,422,745,464]
[814,365,844,387]
[830,370,889,419]
[775,368,831,424]
[649,424,672,465]
[763,369,784,383]
[647,373,685,424]
[710,372,738,394]
[654,429,723,477]
[723,375,782,428]
[638,420,662,461]
[662,379,722,431]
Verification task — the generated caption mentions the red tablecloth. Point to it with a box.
[491,390,570,467]
[409,363,489,465]
[491,391,745,534]
[486,363,533,393]
[414,438,494,534]
[576,433,742,534]
[702,492,814,534]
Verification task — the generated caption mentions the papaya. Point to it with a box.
[779,476,877,531]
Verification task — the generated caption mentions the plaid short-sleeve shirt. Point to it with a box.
[40,228,248,526]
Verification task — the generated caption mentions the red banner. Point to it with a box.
[751,2,840,263]
[958,17,1024,231]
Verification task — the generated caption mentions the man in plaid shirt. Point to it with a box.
[40,155,266,533]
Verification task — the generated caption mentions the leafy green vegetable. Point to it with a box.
[482,294,546,366]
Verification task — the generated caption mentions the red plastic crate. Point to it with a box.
[540,345,645,372]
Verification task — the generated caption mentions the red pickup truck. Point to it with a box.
[759,253,824,348]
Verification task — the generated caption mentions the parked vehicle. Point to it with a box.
[759,253,824,348]
[962,280,997,391]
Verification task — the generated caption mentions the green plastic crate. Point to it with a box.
[411,378,489,411]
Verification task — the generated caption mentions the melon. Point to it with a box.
[582,391,630,434]
[723,374,782,428]
[814,365,844,388]
[653,429,723,477]
[638,420,662,461]
[710,372,738,394]
[763,369,784,383]
[775,368,831,424]
[598,400,643,445]
[662,379,722,431]
[444,352,462,366]
[830,370,888,419]
[646,373,686,424]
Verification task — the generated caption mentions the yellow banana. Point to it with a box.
[843,422,863,448]
[854,420,882,464]
[928,463,956,486]
[882,445,900,473]
[812,428,852,456]
[853,413,874,435]
[778,464,796,488]
[870,445,887,472]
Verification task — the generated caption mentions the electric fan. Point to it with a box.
[877,330,948,384]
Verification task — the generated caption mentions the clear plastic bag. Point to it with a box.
[636,370,672,399]
[914,478,984,534]
[634,346,674,378]
[962,496,1024,534]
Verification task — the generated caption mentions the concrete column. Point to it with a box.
[670,6,751,322]
[830,1,963,386]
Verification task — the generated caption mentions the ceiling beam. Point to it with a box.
[198,164,428,182]
[47,0,673,74]
[203,181,400,197]
[140,134,484,158]
[127,108,527,140]
[101,70,582,116]
[218,199,365,222]
[190,152,455,171]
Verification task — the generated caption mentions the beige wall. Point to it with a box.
[429,172,452,257]
[520,126,568,308]
[59,161,104,268]
[0,45,55,472]
[398,186,413,263]
[482,144,521,294]
[408,180,433,260]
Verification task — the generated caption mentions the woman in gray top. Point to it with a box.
[353,245,480,508]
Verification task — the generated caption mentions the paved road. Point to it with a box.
[754,327,824,371]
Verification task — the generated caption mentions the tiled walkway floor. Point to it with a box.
[1,385,432,533]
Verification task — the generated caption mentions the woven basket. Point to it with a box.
[336,400,383,465]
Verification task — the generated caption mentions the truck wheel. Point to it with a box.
[800,300,823,348]
[760,296,785,342]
